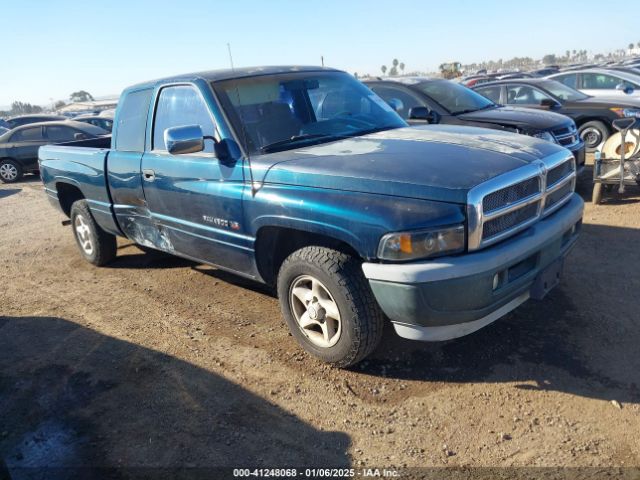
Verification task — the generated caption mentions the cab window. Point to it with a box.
[555,73,577,89]
[11,127,43,142]
[475,85,501,103]
[582,73,624,89]
[115,88,153,152]
[369,85,423,119]
[153,85,216,153]
[506,85,551,105]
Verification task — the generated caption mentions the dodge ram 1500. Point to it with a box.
[39,66,583,366]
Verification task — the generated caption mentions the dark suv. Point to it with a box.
[365,77,585,168]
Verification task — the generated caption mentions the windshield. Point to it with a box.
[541,81,588,101]
[415,80,495,114]
[212,71,407,154]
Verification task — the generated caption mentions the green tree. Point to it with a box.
[381,65,387,75]
[542,54,557,65]
[54,100,66,110]
[69,90,94,103]
[629,43,635,50]
[9,101,43,115]
[399,62,405,74]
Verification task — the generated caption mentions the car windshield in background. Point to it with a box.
[541,81,589,101]
[415,80,496,114]
[212,71,407,154]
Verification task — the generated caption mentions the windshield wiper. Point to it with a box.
[350,125,398,137]
[260,134,342,153]
[453,104,496,115]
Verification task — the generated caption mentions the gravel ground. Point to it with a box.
[1,167,639,476]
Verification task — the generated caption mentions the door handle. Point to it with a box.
[142,169,156,182]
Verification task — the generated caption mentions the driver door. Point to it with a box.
[140,84,250,273]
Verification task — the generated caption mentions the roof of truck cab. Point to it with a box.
[125,66,342,91]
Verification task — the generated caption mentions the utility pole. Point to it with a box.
[321,56,324,67]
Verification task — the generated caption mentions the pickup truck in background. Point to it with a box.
[39,66,584,367]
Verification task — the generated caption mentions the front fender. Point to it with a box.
[246,184,466,259]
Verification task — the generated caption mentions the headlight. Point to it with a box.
[377,225,465,261]
[610,107,640,118]
[532,131,556,143]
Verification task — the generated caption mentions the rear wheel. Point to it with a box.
[0,159,22,183]
[70,200,117,266]
[277,246,384,367]
[579,121,609,152]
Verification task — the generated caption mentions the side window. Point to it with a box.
[11,127,43,142]
[582,73,622,90]
[506,85,551,105]
[115,89,153,152]
[45,126,78,142]
[370,86,423,119]
[153,85,216,153]
[475,86,501,103]
[556,74,577,89]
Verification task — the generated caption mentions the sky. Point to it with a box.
[1,0,638,107]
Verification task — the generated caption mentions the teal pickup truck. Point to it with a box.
[39,66,583,366]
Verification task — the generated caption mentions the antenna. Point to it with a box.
[227,43,259,195]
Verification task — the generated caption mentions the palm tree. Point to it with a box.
[392,58,399,68]
[381,65,387,75]
[629,43,635,50]
[399,62,405,74]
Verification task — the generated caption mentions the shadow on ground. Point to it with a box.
[0,316,350,478]
[0,189,21,199]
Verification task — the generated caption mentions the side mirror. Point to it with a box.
[214,138,241,165]
[540,98,561,109]
[612,117,637,132]
[408,106,441,124]
[386,98,404,113]
[616,83,634,95]
[165,124,204,155]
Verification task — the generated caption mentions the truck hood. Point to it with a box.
[251,125,565,204]
[456,106,572,131]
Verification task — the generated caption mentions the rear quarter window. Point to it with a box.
[115,89,153,152]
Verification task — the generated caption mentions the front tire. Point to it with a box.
[277,246,384,367]
[0,159,23,183]
[579,121,609,152]
[70,200,117,266]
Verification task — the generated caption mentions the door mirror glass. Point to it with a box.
[408,106,440,124]
[539,98,560,109]
[165,125,204,155]
[616,83,634,95]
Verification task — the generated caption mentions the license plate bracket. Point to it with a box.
[530,259,564,300]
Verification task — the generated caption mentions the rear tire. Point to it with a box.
[579,121,608,152]
[70,200,117,266]
[277,246,384,367]
[592,182,603,205]
[0,159,23,183]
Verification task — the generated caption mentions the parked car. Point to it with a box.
[474,78,640,150]
[72,115,113,132]
[39,66,583,367]
[4,114,67,129]
[547,68,640,98]
[365,77,585,168]
[0,121,108,183]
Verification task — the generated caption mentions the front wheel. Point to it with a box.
[277,246,384,367]
[579,121,609,152]
[70,200,117,266]
[0,159,23,183]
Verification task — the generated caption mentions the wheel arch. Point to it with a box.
[55,181,86,217]
[254,225,362,286]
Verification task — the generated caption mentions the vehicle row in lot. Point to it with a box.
[473,78,640,150]
[39,66,583,367]
[365,77,585,167]
[0,121,108,182]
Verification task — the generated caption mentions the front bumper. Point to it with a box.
[362,194,584,341]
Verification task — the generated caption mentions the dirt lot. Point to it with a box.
[1,168,639,476]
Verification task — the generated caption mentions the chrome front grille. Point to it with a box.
[482,177,540,213]
[467,151,576,250]
[552,124,579,147]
